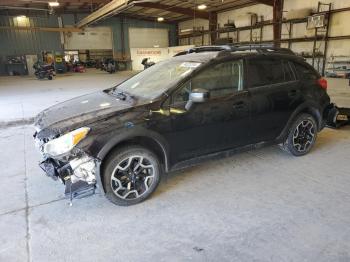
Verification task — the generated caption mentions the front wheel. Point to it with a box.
[103,146,161,206]
[282,113,318,156]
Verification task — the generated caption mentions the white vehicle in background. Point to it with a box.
[325,56,350,78]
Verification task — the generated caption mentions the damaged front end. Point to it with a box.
[34,127,100,203]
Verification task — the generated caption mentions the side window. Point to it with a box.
[294,63,319,80]
[248,58,286,87]
[191,60,243,98]
[172,81,191,105]
[284,61,295,82]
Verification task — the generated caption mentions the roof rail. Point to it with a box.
[173,46,231,56]
[174,44,295,56]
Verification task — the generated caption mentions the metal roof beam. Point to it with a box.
[133,2,210,20]
[253,0,274,6]
[76,0,129,28]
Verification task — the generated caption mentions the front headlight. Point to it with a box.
[43,127,90,157]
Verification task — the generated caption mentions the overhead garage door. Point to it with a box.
[129,28,169,48]
[64,27,113,50]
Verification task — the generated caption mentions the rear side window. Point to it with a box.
[248,58,295,88]
[294,63,319,80]
[284,61,295,82]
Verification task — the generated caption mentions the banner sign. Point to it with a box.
[130,45,194,71]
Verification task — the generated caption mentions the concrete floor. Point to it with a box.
[0,71,350,261]
[0,69,133,124]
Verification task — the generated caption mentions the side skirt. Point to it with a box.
[169,140,277,172]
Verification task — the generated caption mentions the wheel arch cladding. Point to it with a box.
[278,103,322,142]
[300,106,322,130]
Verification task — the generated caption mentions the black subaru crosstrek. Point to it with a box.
[34,45,334,206]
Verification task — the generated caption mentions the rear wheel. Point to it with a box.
[283,113,318,156]
[103,146,161,206]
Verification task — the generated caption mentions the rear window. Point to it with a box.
[294,62,319,80]
[248,58,295,88]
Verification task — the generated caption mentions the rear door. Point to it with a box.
[247,56,302,142]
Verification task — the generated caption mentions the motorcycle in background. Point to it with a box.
[100,58,117,73]
[106,60,116,74]
[141,58,155,70]
[33,62,54,80]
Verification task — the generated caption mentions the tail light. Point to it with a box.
[318,78,328,90]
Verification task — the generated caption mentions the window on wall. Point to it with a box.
[248,58,295,88]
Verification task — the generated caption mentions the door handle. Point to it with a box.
[233,101,246,110]
[288,90,298,97]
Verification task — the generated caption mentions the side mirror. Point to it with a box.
[185,88,209,110]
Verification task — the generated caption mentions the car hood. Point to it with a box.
[34,91,142,138]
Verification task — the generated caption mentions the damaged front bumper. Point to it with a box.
[39,154,101,201]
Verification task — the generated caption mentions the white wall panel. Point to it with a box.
[178,19,209,30]
[329,12,350,37]
[64,27,112,50]
[262,25,274,41]
[218,4,273,28]
[284,0,350,12]
[129,28,169,48]
[328,39,350,57]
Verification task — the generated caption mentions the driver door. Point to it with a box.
[165,59,252,164]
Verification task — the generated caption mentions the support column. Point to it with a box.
[209,11,217,45]
[175,23,179,46]
[273,0,284,47]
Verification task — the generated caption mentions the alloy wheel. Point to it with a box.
[110,155,155,200]
[292,120,316,153]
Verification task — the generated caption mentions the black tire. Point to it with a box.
[102,146,162,206]
[48,75,53,80]
[283,113,318,156]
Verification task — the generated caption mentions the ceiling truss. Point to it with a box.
[0,0,273,23]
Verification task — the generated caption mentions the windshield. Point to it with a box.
[110,59,201,99]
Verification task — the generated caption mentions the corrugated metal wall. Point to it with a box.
[0,15,62,56]
[0,13,176,75]
[0,14,176,57]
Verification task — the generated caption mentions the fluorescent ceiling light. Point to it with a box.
[198,4,207,10]
[180,28,193,33]
[17,15,27,19]
[48,2,60,7]
[157,17,164,22]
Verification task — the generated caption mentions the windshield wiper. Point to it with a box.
[109,89,135,101]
